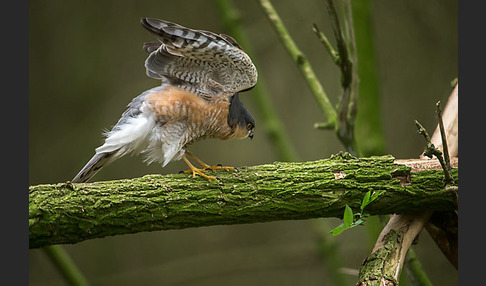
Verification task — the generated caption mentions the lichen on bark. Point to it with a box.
[29,154,457,249]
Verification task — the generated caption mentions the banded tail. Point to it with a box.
[71,152,118,183]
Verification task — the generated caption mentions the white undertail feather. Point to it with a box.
[72,86,192,182]
[71,113,156,183]
[96,114,156,156]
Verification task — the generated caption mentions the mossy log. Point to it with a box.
[29,154,457,249]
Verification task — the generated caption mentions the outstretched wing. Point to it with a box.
[141,18,258,98]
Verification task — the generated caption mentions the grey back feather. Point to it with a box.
[140,18,258,98]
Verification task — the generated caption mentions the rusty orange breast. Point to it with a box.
[145,85,234,140]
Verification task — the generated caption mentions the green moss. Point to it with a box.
[29,155,457,248]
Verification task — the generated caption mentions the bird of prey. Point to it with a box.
[71,18,257,182]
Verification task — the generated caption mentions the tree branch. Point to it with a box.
[327,0,359,154]
[29,154,457,249]
[214,0,298,162]
[427,83,458,158]
[424,82,459,268]
[358,83,459,285]
[350,0,386,156]
[312,0,360,154]
[357,213,433,286]
[43,245,89,286]
[258,0,337,126]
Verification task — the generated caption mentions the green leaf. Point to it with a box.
[361,191,372,211]
[330,205,354,236]
[330,222,347,236]
[343,205,353,228]
[370,191,379,203]
[351,218,365,228]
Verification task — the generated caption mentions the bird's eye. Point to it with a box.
[247,123,253,130]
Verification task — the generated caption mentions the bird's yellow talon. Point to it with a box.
[183,167,217,181]
[182,152,237,181]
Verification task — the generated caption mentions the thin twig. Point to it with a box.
[428,83,458,158]
[314,121,335,130]
[340,0,359,124]
[43,245,89,286]
[414,120,433,145]
[405,248,433,286]
[312,23,340,64]
[436,101,453,184]
[214,0,298,162]
[415,120,454,185]
[423,85,458,269]
[325,0,358,154]
[349,0,387,156]
[258,0,337,126]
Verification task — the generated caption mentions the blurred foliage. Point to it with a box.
[352,0,386,156]
[29,0,457,285]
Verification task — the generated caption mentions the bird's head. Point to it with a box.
[227,93,255,140]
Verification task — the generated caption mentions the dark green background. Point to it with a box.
[29,0,457,284]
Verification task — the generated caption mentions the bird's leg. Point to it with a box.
[185,151,236,172]
[182,155,217,181]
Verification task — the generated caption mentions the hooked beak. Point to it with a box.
[248,130,254,140]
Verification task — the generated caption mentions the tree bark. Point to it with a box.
[357,83,459,285]
[29,154,457,249]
